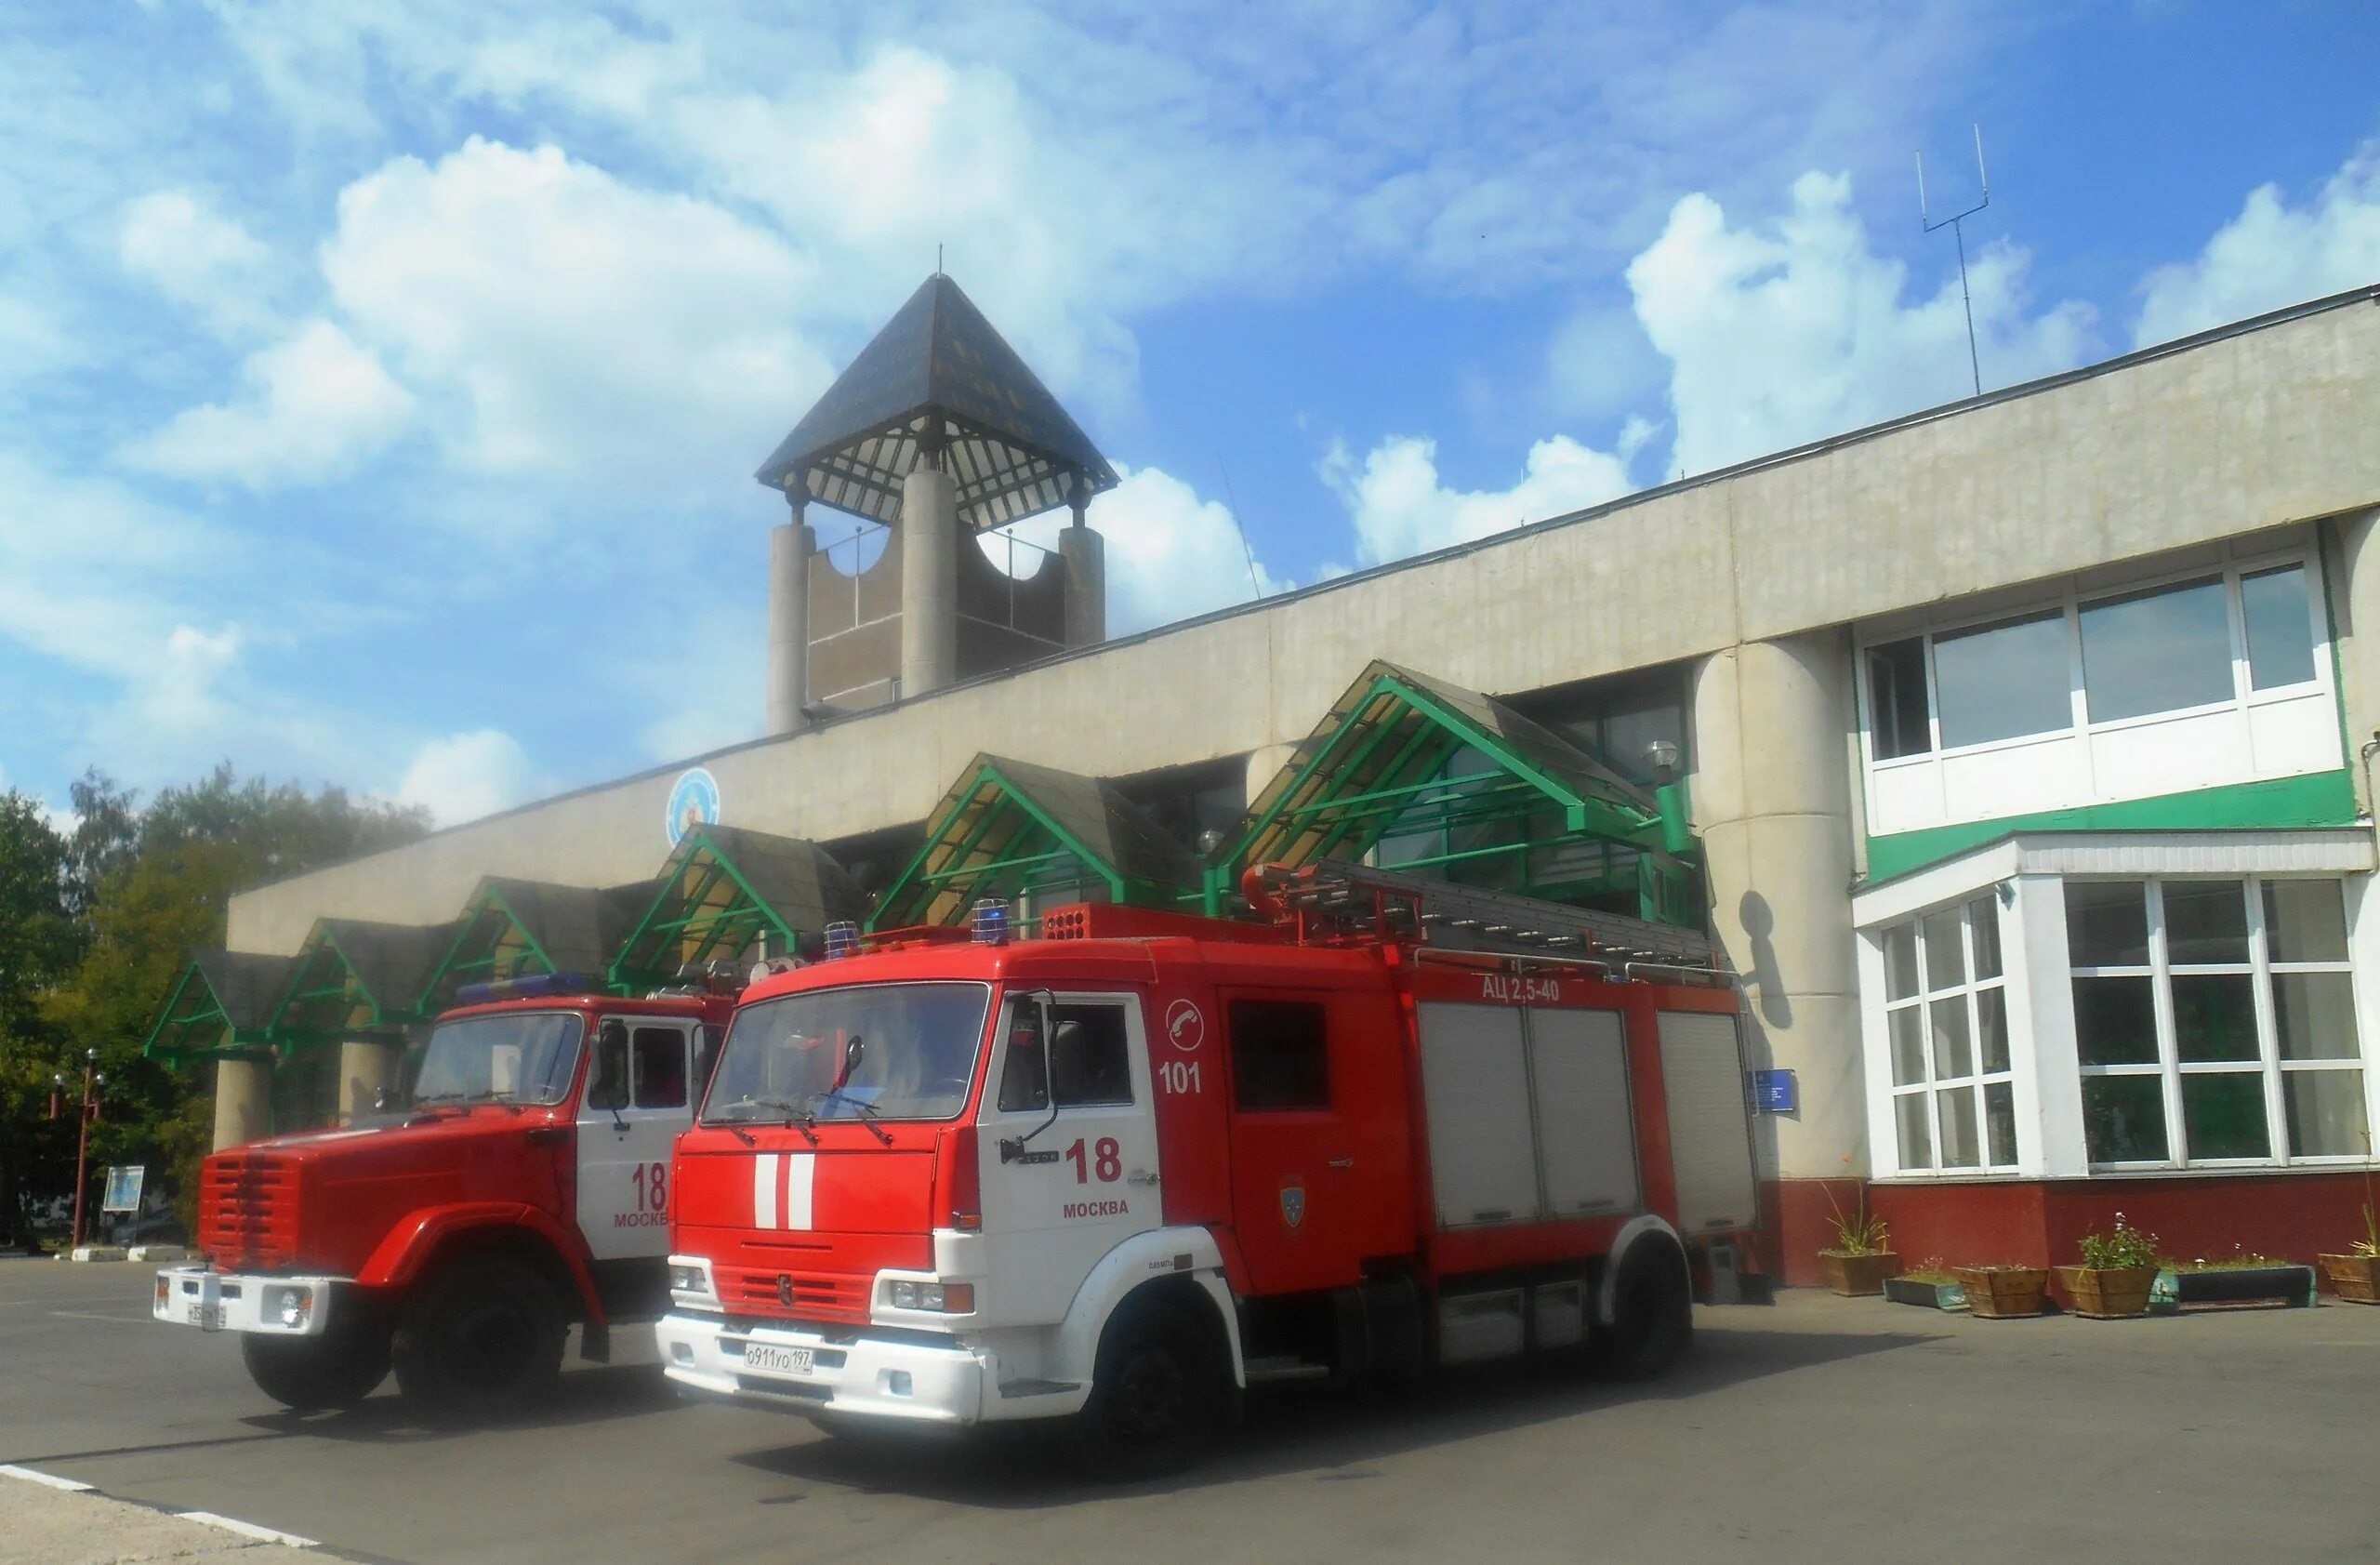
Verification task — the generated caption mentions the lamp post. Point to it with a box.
[64,1050,104,1252]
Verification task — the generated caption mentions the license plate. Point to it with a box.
[743,1343,813,1377]
[190,1302,223,1333]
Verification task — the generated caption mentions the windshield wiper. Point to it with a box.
[719,1097,819,1146]
[807,1087,893,1145]
[411,1090,522,1115]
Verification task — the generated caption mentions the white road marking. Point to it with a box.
[177,1510,318,1547]
[46,1309,157,1325]
[0,1464,94,1492]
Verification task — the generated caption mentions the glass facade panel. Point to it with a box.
[1930,998,1973,1079]
[2068,881,2149,967]
[1888,1008,1926,1086]
[1884,924,1919,1001]
[2073,975,2159,1066]
[1968,895,2003,979]
[2082,1075,2169,1163]
[2241,564,2317,690]
[1866,639,1931,760]
[1977,988,2010,1073]
[1938,1087,1981,1169]
[1921,907,1965,990]
[2284,1070,2371,1158]
[1984,1081,2017,1166]
[2264,880,2349,963]
[2180,1073,2271,1160]
[1934,612,2071,748]
[2172,973,2258,1063]
[2079,577,2233,723]
[2162,880,2249,966]
[1895,1093,1933,1169]
[2272,972,2360,1061]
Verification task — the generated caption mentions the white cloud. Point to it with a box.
[2135,142,2380,349]
[394,728,544,827]
[1626,171,2097,476]
[118,189,278,335]
[321,138,828,501]
[981,464,1284,636]
[1321,431,1642,569]
[124,320,415,488]
[455,16,702,118]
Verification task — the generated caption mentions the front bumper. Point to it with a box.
[657,1311,986,1426]
[152,1266,343,1337]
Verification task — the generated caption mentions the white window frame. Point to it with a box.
[1854,538,2334,776]
[1878,895,2021,1176]
[2069,875,2367,1171]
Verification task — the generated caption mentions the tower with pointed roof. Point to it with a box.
[756,273,1117,732]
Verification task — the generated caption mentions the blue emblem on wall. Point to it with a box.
[1279,1180,1306,1229]
[665,767,721,849]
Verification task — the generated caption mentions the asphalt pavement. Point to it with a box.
[3,1254,2375,1564]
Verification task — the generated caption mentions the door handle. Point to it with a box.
[1127,1169,1159,1187]
[1327,1158,1355,1170]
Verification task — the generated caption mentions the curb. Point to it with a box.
[66,1245,129,1263]
[1,1463,341,1557]
[127,1243,189,1262]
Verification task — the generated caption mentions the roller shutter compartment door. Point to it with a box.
[1656,1011,1757,1234]
[1416,1002,1541,1227]
[1526,1008,1639,1219]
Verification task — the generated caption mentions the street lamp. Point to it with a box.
[65,1049,105,1252]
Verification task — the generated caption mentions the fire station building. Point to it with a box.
[150,275,2380,1285]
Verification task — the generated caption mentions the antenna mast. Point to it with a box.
[1918,124,1990,398]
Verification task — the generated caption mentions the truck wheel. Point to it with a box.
[242,1323,391,1412]
[390,1255,567,1424]
[1078,1302,1221,1478]
[1592,1243,1694,1381]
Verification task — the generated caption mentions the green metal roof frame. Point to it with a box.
[1205,662,1698,924]
[268,919,452,1053]
[868,756,1204,931]
[141,951,294,1063]
[422,881,571,1006]
[610,826,866,988]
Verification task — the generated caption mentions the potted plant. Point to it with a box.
[1884,1258,1967,1311]
[2151,1247,2318,1312]
[2057,1214,2161,1320]
[1950,1264,2053,1320]
[1818,1178,1897,1296]
[2317,1159,2379,1306]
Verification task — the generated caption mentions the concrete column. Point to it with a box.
[765,503,813,736]
[2325,506,2380,810]
[1245,743,1300,810]
[336,1038,402,1125]
[899,459,959,699]
[1690,630,1861,1281]
[1060,496,1106,648]
[212,1057,272,1150]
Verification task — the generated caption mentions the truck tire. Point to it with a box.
[1593,1242,1693,1381]
[1078,1301,1222,1478]
[242,1322,391,1412]
[390,1255,567,1424]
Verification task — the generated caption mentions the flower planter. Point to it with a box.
[1820,1251,1901,1297]
[1883,1276,1967,1311]
[1952,1267,2051,1320]
[2149,1265,2317,1313]
[2057,1264,2158,1320]
[2319,1253,2380,1305]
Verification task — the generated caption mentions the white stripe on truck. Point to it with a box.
[753,1153,779,1228]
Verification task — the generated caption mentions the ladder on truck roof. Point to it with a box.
[1252,859,1725,978]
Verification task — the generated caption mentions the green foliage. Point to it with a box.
[2077,1213,2161,1270]
[0,766,430,1245]
[1897,1257,1960,1285]
[1820,1175,1890,1256]
[2167,1247,2292,1272]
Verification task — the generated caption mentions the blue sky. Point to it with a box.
[2,2,2375,829]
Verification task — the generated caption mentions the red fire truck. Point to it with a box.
[153,979,736,1421]
[657,863,1761,1468]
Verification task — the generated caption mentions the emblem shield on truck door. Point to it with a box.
[1279,1178,1306,1229]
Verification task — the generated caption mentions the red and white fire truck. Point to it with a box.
[657,863,1761,1467]
[153,980,736,1420]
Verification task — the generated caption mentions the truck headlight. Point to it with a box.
[266,1285,312,1328]
[887,1280,973,1313]
[667,1256,717,1304]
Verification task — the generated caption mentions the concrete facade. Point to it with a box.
[763,516,813,736]
[213,287,2380,1278]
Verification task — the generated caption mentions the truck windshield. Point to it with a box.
[413,1012,585,1107]
[703,982,992,1125]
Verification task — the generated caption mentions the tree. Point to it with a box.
[20,767,431,1242]
[0,794,76,1249]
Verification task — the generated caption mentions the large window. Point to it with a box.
[1860,552,2324,762]
[2069,878,2368,1167]
[1881,895,2018,1173]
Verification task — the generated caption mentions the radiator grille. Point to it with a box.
[724,1267,871,1324]
[199,1152,300,1270]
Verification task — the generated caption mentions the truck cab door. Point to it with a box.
[575,1017,694,1260]
[972,992,1160,1325]
[1222,990,1411,1295]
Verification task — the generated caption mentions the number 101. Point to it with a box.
[1158,1060,1201,1094]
